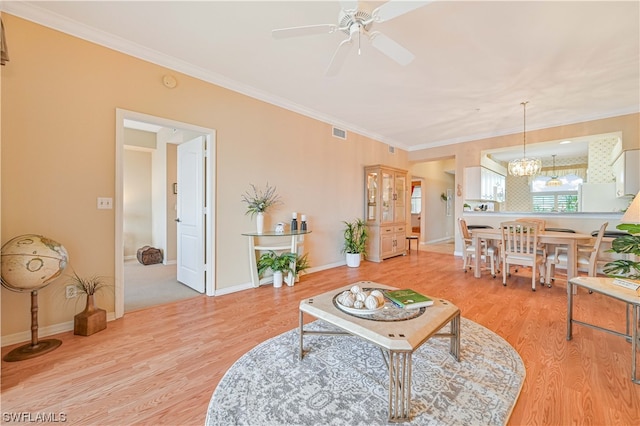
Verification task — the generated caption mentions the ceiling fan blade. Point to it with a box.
[272,24,337,39]
[369,31,415,66]
[373,0,432,23]
[325,38,354,77]
[340,1,358,12]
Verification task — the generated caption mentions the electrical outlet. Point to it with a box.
[97,197,113,209]
[65,285,77,299]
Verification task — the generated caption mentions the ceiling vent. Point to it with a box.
[332,126,347,140]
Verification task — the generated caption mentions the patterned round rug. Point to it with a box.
[206,318,525,426]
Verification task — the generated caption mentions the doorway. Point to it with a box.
[115,109,216,318]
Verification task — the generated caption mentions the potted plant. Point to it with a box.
[603,194,640,279]
[257,251,296,288]
[67,271,110,336]
[294,252,310,282]
[342,218,368,267]
[241,182,282,234]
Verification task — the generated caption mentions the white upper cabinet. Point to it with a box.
[612,149,640,197]
[465,166,505,202]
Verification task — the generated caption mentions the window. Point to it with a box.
[531,173,581,211]
[411,186,421,214]
[532,194,579,212]
[531,174,583,192]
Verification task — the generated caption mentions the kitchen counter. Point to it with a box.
[461,211,623,236]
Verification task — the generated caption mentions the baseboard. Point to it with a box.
[2,261,348,345]
[1,312,117,347]
[425,236,455,244]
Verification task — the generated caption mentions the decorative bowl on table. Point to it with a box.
[335,285,385,314]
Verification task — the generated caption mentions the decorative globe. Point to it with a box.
[1,234,69,292]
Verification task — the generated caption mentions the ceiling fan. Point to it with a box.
[272,1,432,76]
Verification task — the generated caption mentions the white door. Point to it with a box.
[177,136,205,292]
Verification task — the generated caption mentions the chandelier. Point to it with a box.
[508,101,541,177]
[546,154,562,187]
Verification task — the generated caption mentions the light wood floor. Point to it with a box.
[2,251,639,425]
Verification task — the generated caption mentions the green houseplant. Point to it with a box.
[342,218,368,268]
[294,252,310,282]
[603,194,640,280]
[67,271,111,336]
[257,251,296,288]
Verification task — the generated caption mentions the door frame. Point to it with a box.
[115,109,216,319]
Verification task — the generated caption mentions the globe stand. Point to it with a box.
[3,290,62,362]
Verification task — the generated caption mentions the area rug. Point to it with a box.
[206,318,525,426]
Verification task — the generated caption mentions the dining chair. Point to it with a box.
[458,218,499,278]
[545,222,608,284]
[517,218,546,232]
[500,221,546,291]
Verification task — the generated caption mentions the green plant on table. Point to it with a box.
[341,218,368,255]
[603,223,640,279]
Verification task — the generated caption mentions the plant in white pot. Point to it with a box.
[241,182,282,234]
[342,218,368,267]
[257,251,296,288]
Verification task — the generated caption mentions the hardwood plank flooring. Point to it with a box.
[2,251,639,425]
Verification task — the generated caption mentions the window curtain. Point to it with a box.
[528,166,587,184]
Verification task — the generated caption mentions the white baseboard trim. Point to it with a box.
[2,312,117,347]
[424,237,455,244]
[2,261,349,345]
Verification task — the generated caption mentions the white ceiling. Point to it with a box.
[5,1,639,153]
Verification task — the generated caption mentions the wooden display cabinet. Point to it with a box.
[364,165,409,262]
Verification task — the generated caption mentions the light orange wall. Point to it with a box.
[0,15,408,337]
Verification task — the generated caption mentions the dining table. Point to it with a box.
[470,228,594,281]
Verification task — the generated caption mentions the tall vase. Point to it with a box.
[74,294,107,336]
[256,212,264,234]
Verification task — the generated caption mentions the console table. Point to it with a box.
[242,230,311,287]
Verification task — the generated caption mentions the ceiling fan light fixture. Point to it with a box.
[508,101,541,177]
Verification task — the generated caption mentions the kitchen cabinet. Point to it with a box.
[612,149,640,197]
[464,166,505,202]
[364,165,408,262]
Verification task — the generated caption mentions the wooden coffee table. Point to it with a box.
[299,281,461,422]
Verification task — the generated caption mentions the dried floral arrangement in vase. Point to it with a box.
[241,182,282,233]
[68,271,111,336]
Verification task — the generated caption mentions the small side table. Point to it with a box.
[406,235,418,252]
[242,230,311,287]
[567,276,639,384]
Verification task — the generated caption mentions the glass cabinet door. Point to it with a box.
[381,171,393,222]
[366,171,378,221]
[394,173,406,222]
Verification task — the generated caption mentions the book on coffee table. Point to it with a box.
[385,289,434,309]
[612,278,640,291]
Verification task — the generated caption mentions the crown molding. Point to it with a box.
[1,2,399,148]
